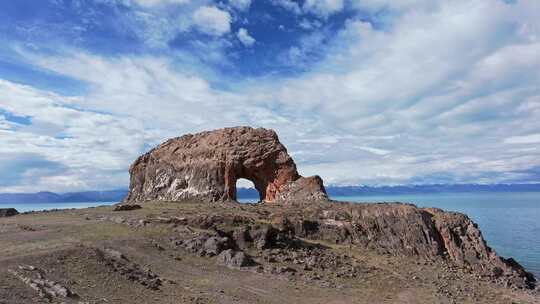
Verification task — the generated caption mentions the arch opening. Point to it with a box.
[235,178,260,204]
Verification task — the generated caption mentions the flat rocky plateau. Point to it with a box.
[0,201,538,304]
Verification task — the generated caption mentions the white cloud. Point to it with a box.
[229,0,251,11]
[237,28,255,46]
[3,0,540,191]
[258,0,540,185]
[303,0,344,17]
[192,6,231,36]
[271,0,302,15]
[272,0,344,17]
[505,134,540,145]
[0,79,143,192]
[298,136,340,145]
[299,18,322,30]
[349,0,436,13]
[130,0,190,7]
[355,146,391,156]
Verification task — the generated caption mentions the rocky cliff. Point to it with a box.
[270,201,536,289]
[124,127,327,203]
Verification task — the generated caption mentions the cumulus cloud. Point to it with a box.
[0,79,143,192]
[237,28,255,46]
[260,0,540,185]
[192,6,231,36]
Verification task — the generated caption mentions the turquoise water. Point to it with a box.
[330,192,540,278]
[0,201,114,213]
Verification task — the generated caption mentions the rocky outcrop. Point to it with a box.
[162,201,535,289]
[217,249,255,268]
[113,204,142,211]
[0,208,19,217]
[8,265,76,300]
[95,248,162,290]
[273,202,536,289]
[275,175,328,202]
[427,208,536,288]
[124,127,327,203]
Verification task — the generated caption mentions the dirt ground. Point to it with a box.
[0,202,538,304]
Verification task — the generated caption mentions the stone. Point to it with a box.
[276,266,297,274]
[232,226,251,250]
[8,266,76,299]
[217,249,254,268]
[102,248,126,260]
[113,204,142,211]
[123,127,327,203]
[96,248,162,290]
[250,225,277,250]
[0,208,19,217]
[181,235,209,254]
[203,236,232,256]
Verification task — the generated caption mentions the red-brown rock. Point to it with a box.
[124,127,327,203]
[273,202,536,289]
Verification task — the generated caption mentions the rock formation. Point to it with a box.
[0,208,19,217]
[120,126,537,289]
[124,127,327,203]
[153,201,535,289]
[272,202,536,289]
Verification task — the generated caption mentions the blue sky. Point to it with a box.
[0,0,539,192]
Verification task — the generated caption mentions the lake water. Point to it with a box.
[0,201,114,213]
[2,192,539,278]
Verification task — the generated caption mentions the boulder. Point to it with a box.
[123,127,327,203]
[113,204,142,211]
[250,225,280,250]
[203,236,233,256]
[217,249,254,268]
[0,208,19,217]
[232,226,251,250]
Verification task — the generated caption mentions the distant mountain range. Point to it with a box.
[323,184,540,196]
[0,190,128,204]
[239,183,540,199]
[1,184,540,203]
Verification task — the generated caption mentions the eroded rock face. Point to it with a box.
[124,127,327,203]
[427,208,536,288]
[273,202,536,289]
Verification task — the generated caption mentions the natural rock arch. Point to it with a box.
[124,127,327,203]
